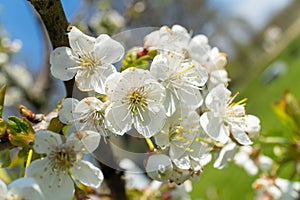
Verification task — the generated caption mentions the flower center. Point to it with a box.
[48,144,76,172]
[127,86,148,114]
[78,52,99,70]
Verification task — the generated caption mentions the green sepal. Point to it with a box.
[7,116,35,148]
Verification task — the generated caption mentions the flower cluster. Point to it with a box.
[48,25,261,186]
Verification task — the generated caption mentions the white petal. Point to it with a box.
[105,72,123,100]
[209,69,229,87]
[145,154,173,181]
[154,132,169,148]
[213,142,237,169]
[105,103,132,135]
[0,179,7,196]
[134,106,166,137]
[91,65,117,94]
[150,54,170,81]
[50,47,77,81]
[200,112,229,143]
[33,130,63,154]
[69,26,95,54]
[188,34,211,63]
[94,34,124,64]
[163,90,178,117]
[205,84,231,109]
[71,160,103,188]
[244,115,261,138]
[8,178,44,200]
[231,125,252,145]
[58,98,79,124]
[69,131,100,153]
[177,85,203,108]
[75,70,94,91]
[26,159,74,200]
[210,47,227,69]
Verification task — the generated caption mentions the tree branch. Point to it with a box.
[28,0,73,97]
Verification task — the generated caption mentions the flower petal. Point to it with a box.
[33,130,63,154]
[105,103,132,135]
[50,47,77,81]
[231,125,252,145]
[0,179,7,195]
[68,131,100,153]
[8,178,44,200]
[71,160,103,188]
[188,34,211,63]
[91,65,117,94]
[145,154,173,181]
[58,98,79,124]
[26,159,74,200]
[75,70,94,91]
[213,142,237,169]
[200,112,229,143]
[94,34,124,64]
[68,26,96,55]
[176,85,203,108]
[134,106,166,137]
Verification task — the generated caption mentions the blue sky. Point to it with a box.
[0,0,80,73]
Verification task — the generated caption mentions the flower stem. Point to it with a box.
[145,138,155,151]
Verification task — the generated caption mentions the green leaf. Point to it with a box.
[7,116,29,134]
[7,117,34,148]
[0,85,6,118]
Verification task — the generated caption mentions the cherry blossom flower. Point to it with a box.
[150,52,207,116]
[50,26,124,93]
[200,84,259,145]
[253,176,300,200]
[26,130,103,200]
[105,67,166,137]
[0,178,44,200]
[145,153,202,185]
[59,97,109,139]
[234,146,273,175]
[154,107,205,160]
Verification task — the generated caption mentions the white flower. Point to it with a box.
[188,34,211,64]
[50,26,124,93]
[234,146,273,176]
[154,107,204,160]
[105,67,166,137]
[145,153,202,185]
[150,52,207,116]
[144,25,191,54]
[145,154,173,182]
[59,97,109,139]
[200,84,256,145]
[26,130,103,200]
[253,177,300,200]
[0,178,44,200]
